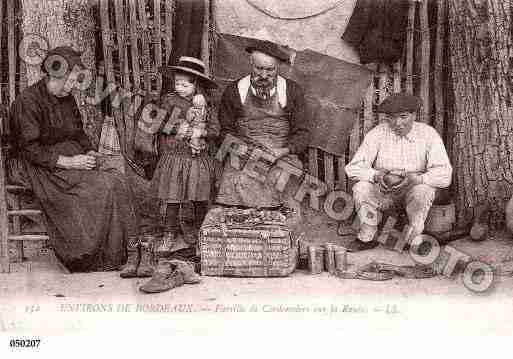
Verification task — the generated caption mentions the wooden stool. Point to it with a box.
[1,140,49,273]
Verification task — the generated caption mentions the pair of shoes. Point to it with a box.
[119,245,154,278]
[345,239,380,252]
[119,234,157,279]
[139,259,201,293]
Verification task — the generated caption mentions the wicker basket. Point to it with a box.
[199,207,298,277]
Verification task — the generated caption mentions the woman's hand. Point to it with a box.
[57,155,97,170]
[70,155,97,170]
[86,150,101,157]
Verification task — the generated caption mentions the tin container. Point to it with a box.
[297,240,309,270]
[334,247,347,272]
[308,245,324,274]
[324,243,337,274]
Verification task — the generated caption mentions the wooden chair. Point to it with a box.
[0,112,49,273]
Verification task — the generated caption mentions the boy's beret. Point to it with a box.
[377,93,422,114]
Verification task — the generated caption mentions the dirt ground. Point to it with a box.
[2,207,513,336]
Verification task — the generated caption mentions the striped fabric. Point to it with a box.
[98,116,121,155]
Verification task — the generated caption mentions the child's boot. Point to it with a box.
[182,201,208,246]
[120,236,141,278]
[120,245,140,278]
[137,240,154,278]
[157,204,188,255]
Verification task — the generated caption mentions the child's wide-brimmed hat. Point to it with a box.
[160,56,217,89]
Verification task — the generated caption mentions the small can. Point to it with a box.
[324,243,337,274]
[334,247,347,272]
[308,245,324,274]
[297,239,309,270]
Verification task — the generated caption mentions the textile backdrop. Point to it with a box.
[171,0,206,65]
[215,0,359,62]
[214,33,374,156]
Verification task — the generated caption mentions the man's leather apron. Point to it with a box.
[216,90,302,208]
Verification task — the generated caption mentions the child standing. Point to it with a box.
[151,56,218,256]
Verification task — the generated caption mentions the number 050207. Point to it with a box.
[9,339,41,348]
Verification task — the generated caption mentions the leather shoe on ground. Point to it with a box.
[139,263,185,294]
[345,239,379,252]
[168,259,201,284]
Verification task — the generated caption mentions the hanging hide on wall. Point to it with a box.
[214,33,373,157]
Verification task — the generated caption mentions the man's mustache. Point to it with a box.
[253,77,274,86]
[254,77,272,82]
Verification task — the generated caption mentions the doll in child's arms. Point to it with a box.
[186,93,208,156]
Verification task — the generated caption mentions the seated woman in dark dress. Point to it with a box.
[8,46,141,273]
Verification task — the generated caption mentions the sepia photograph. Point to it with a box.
[0,0,512,355]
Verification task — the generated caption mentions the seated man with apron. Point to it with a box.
[216,40,309,210]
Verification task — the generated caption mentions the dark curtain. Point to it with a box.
[162,0,206,94]
[342,0,410,64]
[171,0,206,66]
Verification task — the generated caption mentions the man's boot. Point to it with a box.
[137,242,154,278]
[120,246,140,278]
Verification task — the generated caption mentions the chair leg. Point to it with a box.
[11,194,24,262]
[0,194,8,273]
[0,252,8,273]
[0,143,9,273]
[0,226,9,273]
